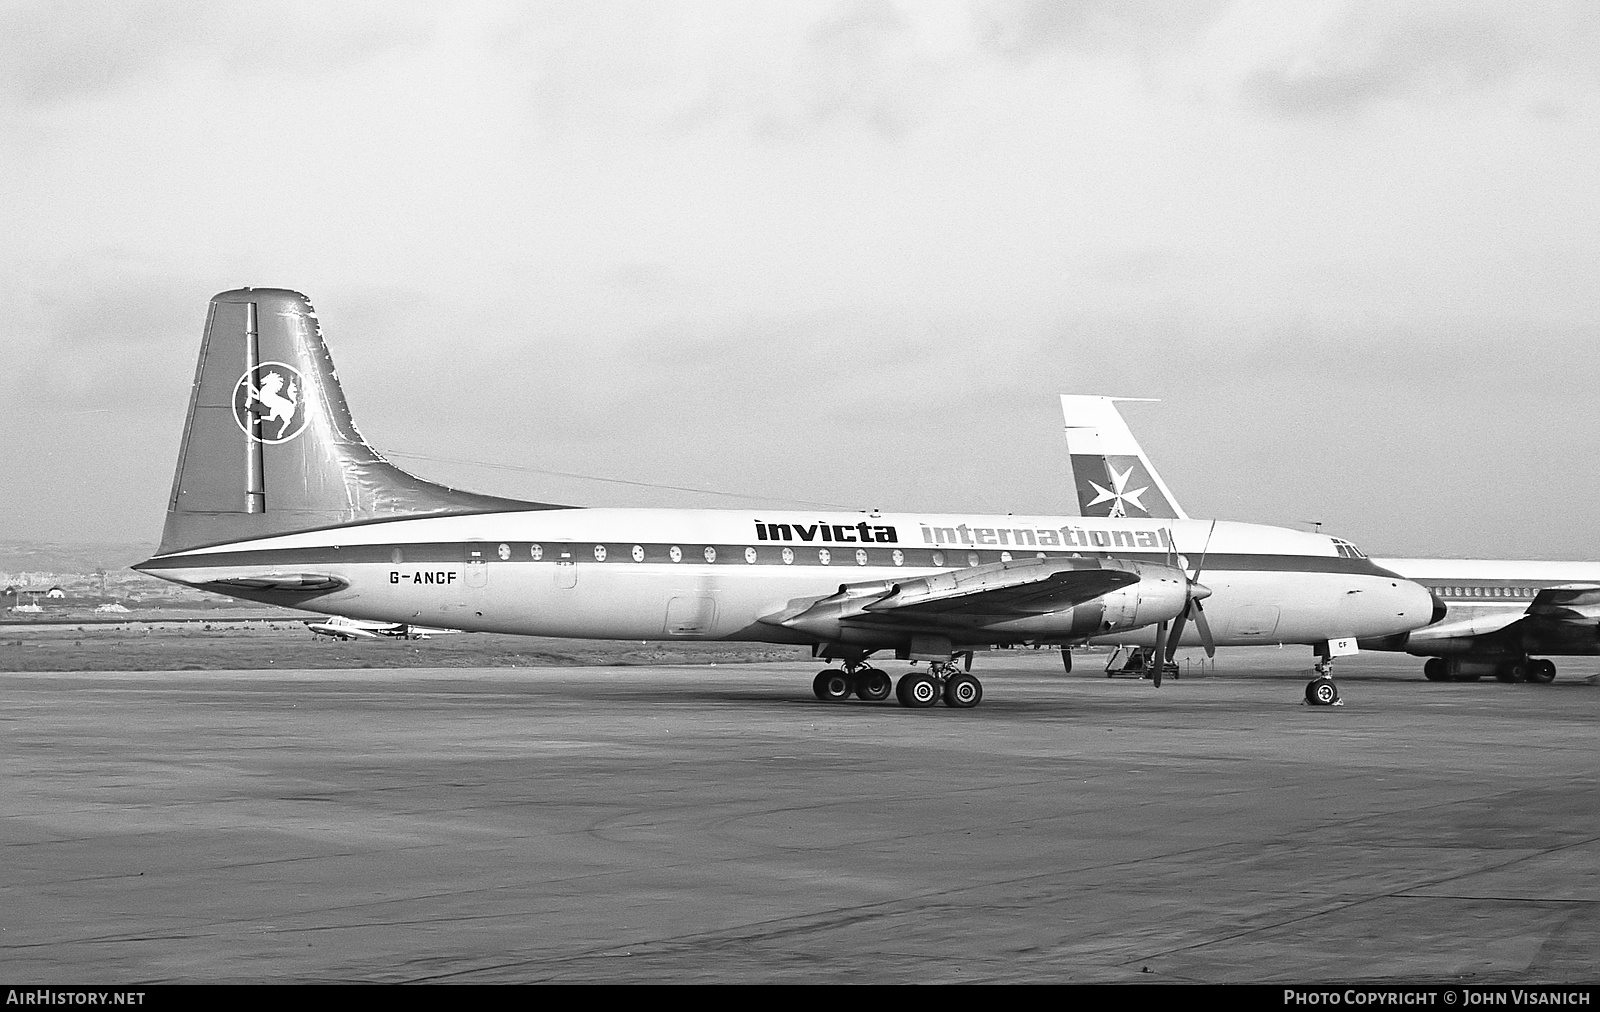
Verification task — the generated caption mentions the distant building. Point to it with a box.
[10,604,43,614]
[46,586,65,599]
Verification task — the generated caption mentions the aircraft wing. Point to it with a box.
[761,557,1156,639]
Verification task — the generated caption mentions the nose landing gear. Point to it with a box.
[1305,656,1342,706]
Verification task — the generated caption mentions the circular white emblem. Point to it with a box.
[233,362,309,444]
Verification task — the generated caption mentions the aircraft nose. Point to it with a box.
[1399,579,1439,628]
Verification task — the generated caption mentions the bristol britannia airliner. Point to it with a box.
[134,290,1437,708]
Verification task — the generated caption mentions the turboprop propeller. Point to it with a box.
[1155,520,1217,687]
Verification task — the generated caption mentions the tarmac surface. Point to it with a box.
[3,648,1598,984]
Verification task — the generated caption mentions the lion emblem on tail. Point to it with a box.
[232,363,309,443]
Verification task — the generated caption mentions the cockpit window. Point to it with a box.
[1331,538,1367,559]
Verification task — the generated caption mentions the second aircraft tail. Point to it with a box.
[1060,395,1186,520]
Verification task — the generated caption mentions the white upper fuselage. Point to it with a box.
[142,509,1436,649]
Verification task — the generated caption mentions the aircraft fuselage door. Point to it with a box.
[465,540,488,588]
[555,543,577,589]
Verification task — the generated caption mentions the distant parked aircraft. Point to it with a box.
[304,615,452,640]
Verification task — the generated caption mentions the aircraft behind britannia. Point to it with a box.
[133,290,1437,707]
[1060,394,1600,686]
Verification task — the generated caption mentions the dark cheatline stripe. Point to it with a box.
[138,542,1399,578]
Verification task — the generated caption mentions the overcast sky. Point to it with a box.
[2,0,1597,559]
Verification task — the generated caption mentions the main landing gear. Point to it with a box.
[1423,657,1558,683]
[812,659,983,709]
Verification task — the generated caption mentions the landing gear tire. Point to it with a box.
[1305,677,1340,706]
[896,672,940,708]
[1496,663,1527,683]
[942,673,983,709]
[1526,659,1557,684]
[1423,658,1448,682]
[855,668,892,701]
[812,669,852,702]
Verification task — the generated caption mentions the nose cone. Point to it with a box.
[1396,579,1440,632]
[1429,590,1448,625]
[1190,581,1212,603]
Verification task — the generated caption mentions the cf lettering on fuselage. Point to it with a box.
[755,521,898,544]
[390,571,458,584]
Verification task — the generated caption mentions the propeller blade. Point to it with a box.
[1152,622,1166,687]
[1194,600,1216,658]
[1190,518,1217,582]
[1164,611,1187,663]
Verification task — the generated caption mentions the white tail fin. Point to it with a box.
[152,288,561,555]
[1060,395,1187,520]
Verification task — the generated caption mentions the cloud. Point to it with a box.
[1242,1,1600,117]
[0,0,439,106]
[975,0,1230,61]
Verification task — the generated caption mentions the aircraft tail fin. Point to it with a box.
[1060,395,1187,520]
[151,288,560,556]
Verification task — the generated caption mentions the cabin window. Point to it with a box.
[531,544,543,561]
[967,552,980,567]
[932,551,945,567]
[745,547,757,564]
[855,549,868,566]
[669,546,683,563]
[632,545,644,562]
[819,549,831,565]
[782,548,795,565]
[892,549,904,566]
[594,545,607,562]
[704,546,717,563]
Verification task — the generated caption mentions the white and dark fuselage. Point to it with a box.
[139,508,1433,651]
